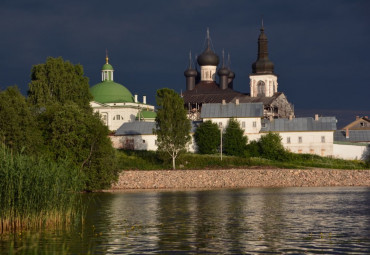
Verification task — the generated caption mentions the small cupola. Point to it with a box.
[102,51,114,81]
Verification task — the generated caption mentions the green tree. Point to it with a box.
[154,88,191,170]
[223,118,248,157]
[28,57,92,109]
[258,132,287,161]
[38,103,117,190]
[0,86,43,155]
[194,120,220,154]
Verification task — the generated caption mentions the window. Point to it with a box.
[360,122,365,127]
[287,137,291,144]
[242,122,245,128]
[142,140,146,143]
[298,137,302,143]
[116,115,121,120]
[253,121,257,128]
[321,136,325,143]
[155,140,157,145]
[321,149,326,156]
[219,122,223,128]
[261,123,266,128]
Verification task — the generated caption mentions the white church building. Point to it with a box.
[90,55,156,131]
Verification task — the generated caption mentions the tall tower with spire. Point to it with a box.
[197,28,219,82]
[249,22,278,97]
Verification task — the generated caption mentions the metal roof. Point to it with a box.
[115,121,199,136]
[261,117,337,132]
[200,102,264,118]
[334,130,370,142]
[115,122,156,135]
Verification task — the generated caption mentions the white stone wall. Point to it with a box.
[249,74,278,97]
[203,117,262,135]
[200,65,217,81]
[111,134,196,153]
[276,131,334,156]
[93,107,139,131]
[333,143,369,160]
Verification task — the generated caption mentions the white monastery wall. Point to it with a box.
[277,131,334,156]
[203,117,262,135]
[333,144,369,160]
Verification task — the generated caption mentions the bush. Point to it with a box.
[258,132,288,161]
[245,140,261,157]
[194,120,221,154]
[223,118,248,157]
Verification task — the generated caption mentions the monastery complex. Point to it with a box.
[89,25,370,161]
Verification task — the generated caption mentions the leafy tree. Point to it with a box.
[38,102,117,190]
[194,120,220,154]
[154,88,191,170]
[223,118,248,157]
[28,57,92,109]
[0,86,43,155]
[258,132,287,161]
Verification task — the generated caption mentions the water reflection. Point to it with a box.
[1,187,370,254]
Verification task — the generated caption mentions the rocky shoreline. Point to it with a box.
[110,168,370,190]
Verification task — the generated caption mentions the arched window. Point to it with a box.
[257,81,265,96]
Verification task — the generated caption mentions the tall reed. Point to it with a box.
[0,146,84,233]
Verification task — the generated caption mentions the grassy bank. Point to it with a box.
[0,147,84,233]
[117,150,368,170]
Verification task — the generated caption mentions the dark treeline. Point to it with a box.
[0,57,118,192]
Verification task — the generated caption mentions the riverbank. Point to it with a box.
[110,168,370,190]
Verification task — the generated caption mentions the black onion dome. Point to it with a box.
[218,66,230,76]
[252,27,275,74]
[228,70,235,78]
[184,67,197,77]
[197,47,219,66]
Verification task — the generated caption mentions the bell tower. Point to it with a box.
[249,22,278,97]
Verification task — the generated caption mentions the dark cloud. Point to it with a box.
[0,0,369,113]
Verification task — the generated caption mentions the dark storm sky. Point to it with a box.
[0,0,369,111]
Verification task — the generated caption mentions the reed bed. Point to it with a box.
[0,147,84,234]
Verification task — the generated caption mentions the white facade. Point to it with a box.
[249,74,278,97]
[333,143,369,160]
[200,65,217,82]
[275,131,334,156]
[203,117,262,140]
[91,101,155,131]
[111,134,196,152]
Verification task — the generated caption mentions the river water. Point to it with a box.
[2,187,370,254]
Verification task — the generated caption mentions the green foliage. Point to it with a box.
[194,120,220,154]
[154,88,191,169]
[245,140,261,157]
[28,57,92,109]
[258,132,288,161]
[365,145,370,167]
[0,146,83,232]
[223,118,248,157]
[0,86,44,155]
[38,103,118,190]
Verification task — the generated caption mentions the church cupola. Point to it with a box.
[218,50,230,90]
[251,22,275,74]
[249,22,278,98]
[102,51,114,81]
[227,53,235,89]
[197,28,219,82]
[184,51,197,91]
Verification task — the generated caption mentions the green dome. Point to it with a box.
[90,81,134,103]
[102,63,113,70]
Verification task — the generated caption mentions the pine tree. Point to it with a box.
[223,118,248,157]
[194,120,220,154]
